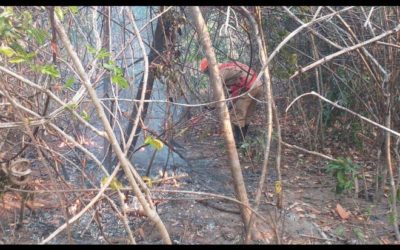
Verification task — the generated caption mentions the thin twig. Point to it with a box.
[48,11,171,244]
[286,91,400,138]
[289,22,400,80]
[281,140,334,161]
[251,6,354,85]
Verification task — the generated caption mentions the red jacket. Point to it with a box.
[218,62,257,97]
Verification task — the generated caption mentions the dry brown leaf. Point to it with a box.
[252,230,272,243]
[294,206,304,212]
[380,236,390,244]
[335,203,350,220]
[303,204,321,214]
[25,200,45,209]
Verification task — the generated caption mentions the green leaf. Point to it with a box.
[96,48,111,59]
[81,110,90,122]
[63,76,75,89]
[397,188,400,202]
[288,53,298,66]
[144,136,164,150]
[40,64,60,78]
[23,51,36,60]
[111,75,129,89]
[65,103,78,110]
[0,7,14,18]
[27,28,48,45]
[142,176,153,188]
[353,228,364,241]
[103,61,116,71]
[86,44,97,54]
[101,176,122,190]
[0,46,15,57]
[68,6,79,14]
[337,171,346,183]
[114,67,123,76]
[21,11,32,27]
[9,57,25,63]
[335,225,345,237]
[54,7,64,21]
[388,212,396,225]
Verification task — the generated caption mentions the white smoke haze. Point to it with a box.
[129,80,187,176]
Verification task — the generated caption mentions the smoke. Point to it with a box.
[129,80,187,177]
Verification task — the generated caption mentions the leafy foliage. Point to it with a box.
[144,136,164,150]
[327,157,359,194]
[0,46,15,57]
[142,176,153,188]
[101,176,123,190]
[26,27,48,45]
[63,76,75,89]
[0,7,61,78]
[54,6,64,21]
[65,103,78,111]
[103,60,129,89]
[81,110,90,122]
[39,64,60,78]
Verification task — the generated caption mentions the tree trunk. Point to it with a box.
[240,6,278,243]
[385,106,400,240]
[125,6,171,158]
[53,12,172,244]
[102,6,113,172]
[189,6,252,236]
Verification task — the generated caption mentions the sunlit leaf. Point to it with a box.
[0,7,14,18]
[55,7,64,21]
[96,48,111,59]
[275,181,282,194]
[65,103,78,110]
[111,75,129,89]
[63,76,75,89]
[289,53,298,66]
[0,46,15,57]
[9,57,25,63]
[40,64,60,78]
[21,11,32,27]
[68,6,79,14]
[86,44,97,54]
[81,110,90,122]
[27,28,48,45]
[142,176,153,188]
[103,61,116,71]
[101,176,122,190]
[144,136,164,150]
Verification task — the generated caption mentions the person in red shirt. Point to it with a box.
[199,58,263,148]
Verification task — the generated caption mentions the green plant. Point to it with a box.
[388,211,397,226]
[0,7,63,79]
[238,129,271,162]
[327,157,359,194]
[363,205,373,221]
[239,141,250,156]
[397,187,400,202]
[322,85,346,127]
[352,228,365,242]
[350,121,363,150]
[335,225,345,237]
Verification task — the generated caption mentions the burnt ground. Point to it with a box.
[0,102,398,244]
